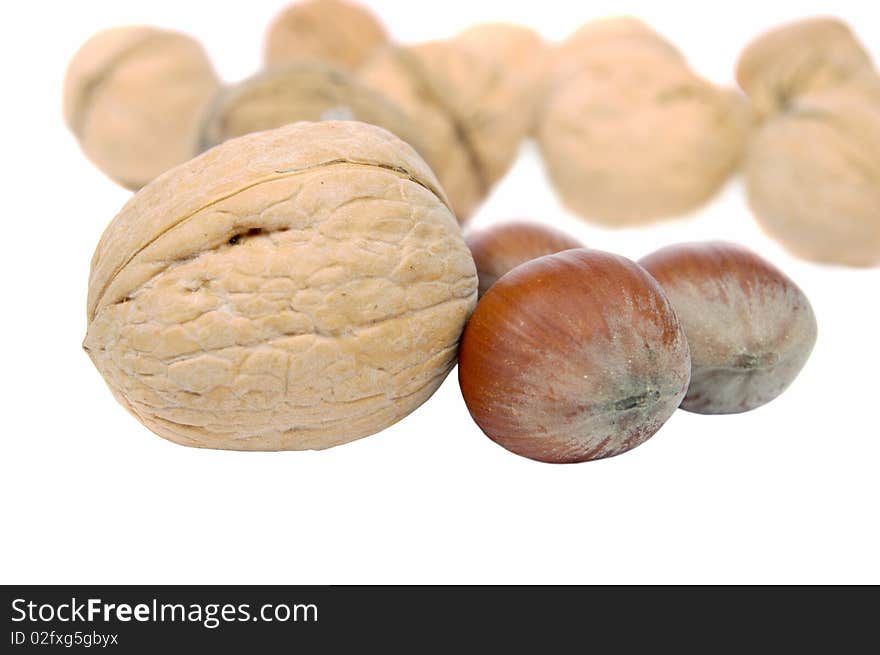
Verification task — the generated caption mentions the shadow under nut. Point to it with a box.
[458,249,691,463]
[84,121,478,451]
[640,242,817,414]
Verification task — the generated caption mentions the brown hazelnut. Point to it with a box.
[465,222,583,297]
[640,242,817,414]
[264,0,388,71]
[458,249,691,463]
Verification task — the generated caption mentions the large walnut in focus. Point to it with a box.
[360,40,529,222]
[198,62,425,154]
[84,121,478,451]
[736,17,874,120]
[745,86,880,266]
[63,26,220,190]
[538,19,751,226]
[264,0,388,70]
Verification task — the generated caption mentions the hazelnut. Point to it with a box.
[458,249,691,463]
[84,121,478,451]
[640,242,817,414]
[736,17,874,120]
[360,40,528,221]
[264,0,388,71]
[538,19,751,225]
[744,86,880,266]
[465,222,583,297]
[197,62,425,155]
[63,26,220,190]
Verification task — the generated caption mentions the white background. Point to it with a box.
[1,0,878,584]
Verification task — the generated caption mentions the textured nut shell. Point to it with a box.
[744,87,880,266]
[455,23,549,132]
[458,249,691,463]
[465,222,583,297]
[85,121,478,450]
[539,46,751,224]
[198,63,426,154]
[264,0,388,70]
[63,26,220,190]
[360,41,525,221]
[736,17,873,120]
[640,242,817,414]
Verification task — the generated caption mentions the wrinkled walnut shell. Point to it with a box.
[538,19,751,225]
[63,26,220,190]
[198,62,425,155]
[736,17,874,120]
[360,40,528,221]
[744,86,880,266]
[84,121,478,451]
[264,0,388,71]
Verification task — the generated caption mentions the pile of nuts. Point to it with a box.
[71,1,832,462]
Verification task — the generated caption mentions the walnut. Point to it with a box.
[264,0,388,71]
[198,62,425,156]
[745,84,880,266]
[84,121,478,450]
[537,18,751,225]
[63,26,219,189]
[736,17,874,120]
[360,40,529,221]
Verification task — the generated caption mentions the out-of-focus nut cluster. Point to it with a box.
[739,18,880,266]
[537,18,751,225]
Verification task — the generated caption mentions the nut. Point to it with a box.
[360,40,528,221]
[84,121,478,451]
[458,249,690,463]
[198,62,426,155]
[736,17,873,120]
[454,22,548,132]
[640,242,817,414]
[264,0,388,71]
[744,86,880,266]
[465,221,583,297]
[63,26,220,190]
[538,19,751,225]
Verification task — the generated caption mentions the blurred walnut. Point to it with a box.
[198,62,424,155]
[538,19,751,225]
[360,40,529,222]
[63,26,220,189]
[264,0,388,70]
[737,17,874,120]
[455,22,549,132]
[745,85,880,266]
